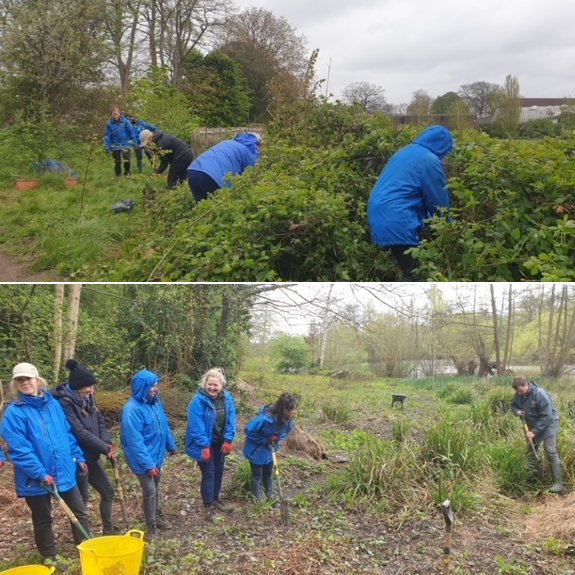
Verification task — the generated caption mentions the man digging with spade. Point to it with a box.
[511,376,564,493]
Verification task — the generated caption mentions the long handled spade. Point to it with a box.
[440,499,454,575]
[271,447,289,525]
[520,415,544,481]
[110,456,130,527]
[42,481,92,541]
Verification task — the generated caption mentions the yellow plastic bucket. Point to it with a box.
[77,530,145,575]
[0,567,54,575]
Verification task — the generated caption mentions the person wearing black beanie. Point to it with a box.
[53,359,119,535]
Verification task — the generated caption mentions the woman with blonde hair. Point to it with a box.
[186,368,236,519]
[0,362,91,563]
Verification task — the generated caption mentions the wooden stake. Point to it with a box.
[441,499,453,575]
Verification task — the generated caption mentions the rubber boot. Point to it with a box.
[549,462,564,493]
[124,161,131,176]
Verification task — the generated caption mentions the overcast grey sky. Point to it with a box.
[234,0,575,106]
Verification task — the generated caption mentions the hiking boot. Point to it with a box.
[213,500,230,512]
[156,516,172,530]
[102,525,122,535]
[204,505,216,522]
[146,524,158,539]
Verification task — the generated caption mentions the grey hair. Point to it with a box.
[248,132,262,144]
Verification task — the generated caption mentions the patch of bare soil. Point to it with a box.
[0,252,55,282]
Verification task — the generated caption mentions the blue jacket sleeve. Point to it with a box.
[223,392,236,443]
[187,396,211,450]
[421,157,449,217]
[244,415,271,447]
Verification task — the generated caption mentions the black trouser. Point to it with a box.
[25,486,91,558]
[188,170,220,203]
[165,150,193,189]
[76,459,115,532]
[111,149,131,176]
[389,245,420,281]
[134,147,153,173]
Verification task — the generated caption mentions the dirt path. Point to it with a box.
[0,252,55,282]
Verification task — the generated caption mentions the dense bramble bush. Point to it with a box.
[114,100,575,281]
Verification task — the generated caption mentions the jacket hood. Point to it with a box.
[258,404,272,418]
[234,133,260,155]
[413,125,453,159]
[131,369,160,402]
[52,383,75,401]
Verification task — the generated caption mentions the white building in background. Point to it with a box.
[519,98,574,122]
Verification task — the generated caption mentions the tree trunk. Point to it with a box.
[53,284,65,381]
[490,284,501,373]
[319,284,334,369]
[63,284,82,360]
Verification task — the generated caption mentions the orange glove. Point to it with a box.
[221,442,233,456]
[201,448,211,462]
[43,475,55,486]
[147,467,159,478]
[268,434,278,445]
[107,444,116,461]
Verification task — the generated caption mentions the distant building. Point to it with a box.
[519,98,574,122]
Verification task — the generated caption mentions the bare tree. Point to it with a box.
[342,81,390,113]
[406,89,433,121]
[53,284,65,382]
[63,284,83,360]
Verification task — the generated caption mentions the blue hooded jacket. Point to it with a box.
[0,391,85,497]
[243,404,295,466]
[187,133,260,188]
[120,370,177,475]
[103,115,136,152]
[367,125,453,247]
[186,389,236,462]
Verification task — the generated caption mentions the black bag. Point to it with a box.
[111,199,135,213]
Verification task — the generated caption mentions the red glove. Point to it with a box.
[147,467,159,478]
[268,434,279,445]
[201,448,211,462]
[78,462,88,476]
[43,475,55,486]
[0,461,4,470]
[107,444,116,461]
[221,442,233,456]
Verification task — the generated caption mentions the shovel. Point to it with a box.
[42,480,92,540]
[110,456,130,527]
[440,499,454,575]
[520,415,544,481]
[271,446,289,525]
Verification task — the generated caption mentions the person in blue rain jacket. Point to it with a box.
[187,132,262,203]
[128,115,159,173]
[0,362,91,561]
[103,106,136,177]
[120,369,177,536]
[243,393,298,502]
[367,125,454,280]
[186,368,236,519]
